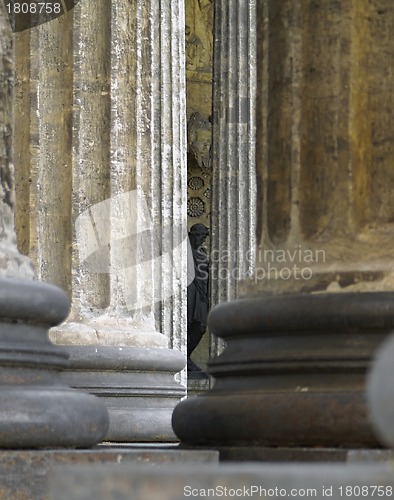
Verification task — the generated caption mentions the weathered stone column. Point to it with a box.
[210,0,257,304]
[209,0,257,358]
[243,0,394,296]
[0,3,108,448]
[173,0,394,453]
[14,0,187,441]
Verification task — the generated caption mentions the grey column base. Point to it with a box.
[0,278,109,449]
[173,292,394,448]
[62,345,186,442]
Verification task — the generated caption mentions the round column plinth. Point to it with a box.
[172,292,394,448]
[367,333,394,448]
[0,278,109,449]
[61,345,186,442]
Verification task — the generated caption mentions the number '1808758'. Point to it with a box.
[6,2,62,14]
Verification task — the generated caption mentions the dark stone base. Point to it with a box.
[0,279,109,448]
[173,293,394,448]
[0,387,108,449]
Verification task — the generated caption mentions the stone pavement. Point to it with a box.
[0,446,218,500]
[49,462,394,500]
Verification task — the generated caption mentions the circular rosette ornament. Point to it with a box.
[188,176,204,191]
[187,197,205,217]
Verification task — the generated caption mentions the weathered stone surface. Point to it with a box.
[187,377,211,397]
[186,0,257,371]
[13,0,188,362]
[0,447,218,500]
[50,462,394,500]
[186,0,213,117]
[211,0,257,302]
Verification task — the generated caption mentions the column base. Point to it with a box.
[61,345,186,442]
[0,278,109,448]
[172,292,394,448]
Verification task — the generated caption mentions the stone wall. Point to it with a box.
[185,0,213,235]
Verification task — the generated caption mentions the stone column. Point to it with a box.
[208,0,257,360]
[173,0,394,453]
[14,0,187,441]
[0,2,108,448]
[210,0,257,305]
[243,0,394,296]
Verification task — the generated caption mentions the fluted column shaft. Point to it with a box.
[210,0,257,357]
[211,0,257,304]
[0,7,32,279]
[13,1,188,440]
[0,8,16,256]
[15,1,187,354]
